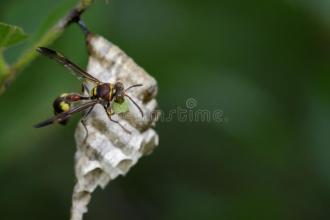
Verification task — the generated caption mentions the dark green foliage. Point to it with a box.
[0,22,27,48]
[1,0,330,220]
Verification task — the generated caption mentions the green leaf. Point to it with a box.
[0,51,8,74]
[112,100,129,114]
[0,22,28,48]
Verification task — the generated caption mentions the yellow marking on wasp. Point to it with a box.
[59,101,70,112]
[91,87,97,97]
[109,83,114,99]
[60,93,68,97]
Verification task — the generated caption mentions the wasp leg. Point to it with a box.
[103,106,131,134]
[80,105,95,143]
[81,83,90,94]
[80,120,88,143]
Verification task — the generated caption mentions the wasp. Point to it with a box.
[34,47,143,137]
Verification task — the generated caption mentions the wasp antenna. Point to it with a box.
[36,47,55,55]
[125,84,143,92]
[36,47,43,53]
[125,94,144,117]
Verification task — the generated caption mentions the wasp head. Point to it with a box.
[114,82,125,103]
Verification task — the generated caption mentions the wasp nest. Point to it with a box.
[71,34,159,220]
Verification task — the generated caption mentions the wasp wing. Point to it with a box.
[34,100,99,128]
[37,47,100,84]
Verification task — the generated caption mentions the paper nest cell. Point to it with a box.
[71,34,159,220]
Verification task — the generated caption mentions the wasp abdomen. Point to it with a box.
[53,95,71,125]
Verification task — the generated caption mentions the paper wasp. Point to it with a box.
[34,47,143,137]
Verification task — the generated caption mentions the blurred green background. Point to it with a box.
[1,0,330,219]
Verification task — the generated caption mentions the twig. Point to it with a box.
[0,0,94,94]
[0,49,8,74]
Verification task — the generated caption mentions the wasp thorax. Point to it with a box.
[90,83,114,100]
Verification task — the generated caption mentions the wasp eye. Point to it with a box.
[114,82,124,91]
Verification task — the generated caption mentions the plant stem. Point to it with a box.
[0,0,94,94]
[0,49,8,74]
